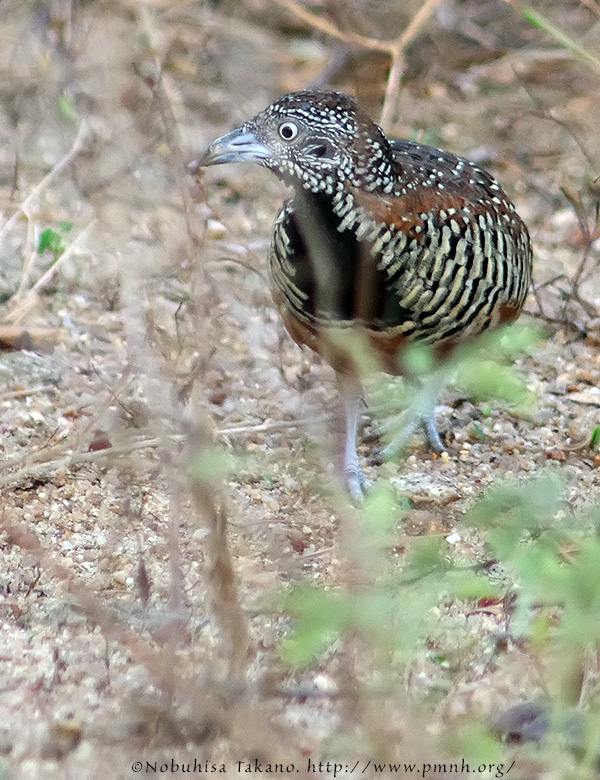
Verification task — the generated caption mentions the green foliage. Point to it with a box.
[451,325,539,413]
[466,471,565,559]
[445,721,502,766]
[278,486,492,668]
[369,324,538,453]
[277,460,600,771]
[279,586,349,667]
[471,421,486,441]
[466,472,600,724]
[187,448,238,485]
[402,535,448,581]
[38,222,74,261]
[275,324,600,772]
[590,425,600,451]
[279,473,595,673]
[57,94,79,123]
[401,342,436,376]
[187,445,279,489]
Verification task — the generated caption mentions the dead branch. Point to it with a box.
[3,220,97,325]
[1,509,177,692]
[0,121,91,248]
[269,0,443,132]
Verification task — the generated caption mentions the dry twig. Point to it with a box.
[3,220,98,325]
[0,412,337,490]
[0,121,90,241]
[0,510,177,691]
[269,0,444,132]
[132,3,248,682]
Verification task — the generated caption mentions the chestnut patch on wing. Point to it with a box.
[350,185,471,240]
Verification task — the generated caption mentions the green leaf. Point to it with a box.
[187,448,237,484]
[279,587,348,666]
[400,342,436,376]
[446,721,502,765]
[58,94,79,123]
[361,483,397,546]
[456,358,534,412]
[467,473,564,532]
[447,571,501,601]
[471,422,486,441]
[402,536,449,582]
[38,228,66,259]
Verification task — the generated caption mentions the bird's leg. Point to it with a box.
[421,411,445,453]
[342,394,368,500]
[336,373,369,500]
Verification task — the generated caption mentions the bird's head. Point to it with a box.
[192,91,395,195]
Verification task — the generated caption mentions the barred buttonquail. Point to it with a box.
[194,90,533,499]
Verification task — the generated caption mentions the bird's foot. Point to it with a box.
[373,411,446,463]
[344,465,370,501]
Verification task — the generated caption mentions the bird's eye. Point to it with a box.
[278,121,299,141]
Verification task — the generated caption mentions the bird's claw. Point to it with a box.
[376,413,446,463]
[345,467,370,501]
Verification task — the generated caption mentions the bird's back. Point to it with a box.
[269,135,532,371]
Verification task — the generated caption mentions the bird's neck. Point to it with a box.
[292,186,342,245]
[293,182,378,247]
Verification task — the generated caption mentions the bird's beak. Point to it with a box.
[189,128,272,173]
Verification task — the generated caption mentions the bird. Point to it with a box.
[192,90,533,499]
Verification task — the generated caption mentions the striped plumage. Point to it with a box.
[195,90,533,498]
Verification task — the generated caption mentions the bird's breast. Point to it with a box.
[269,193,408,331]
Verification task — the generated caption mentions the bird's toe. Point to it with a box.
[345,467,370,501]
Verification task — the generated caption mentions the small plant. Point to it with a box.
[38,222,74,262]
[368,323,539,456]
[277,459,600,773]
